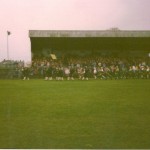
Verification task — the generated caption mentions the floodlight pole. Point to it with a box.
[7,33,9,60]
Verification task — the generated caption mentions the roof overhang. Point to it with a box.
[29,30,150,38]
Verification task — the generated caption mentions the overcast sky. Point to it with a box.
[0,0,150,61]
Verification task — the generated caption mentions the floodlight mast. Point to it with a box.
[7,31,11,60]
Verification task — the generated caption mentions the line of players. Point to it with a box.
[22,65,150,80]
[43,65,150,81]
[44,66,96,81]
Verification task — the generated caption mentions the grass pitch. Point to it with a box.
[0,79,150,149]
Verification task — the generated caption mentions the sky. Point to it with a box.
[0,0,150,62]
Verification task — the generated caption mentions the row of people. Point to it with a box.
[22,64,150,80]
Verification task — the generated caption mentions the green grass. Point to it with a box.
[0,79,150,149]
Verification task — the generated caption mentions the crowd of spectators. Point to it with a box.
[23,54,150,80]
[0,54,149,80]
